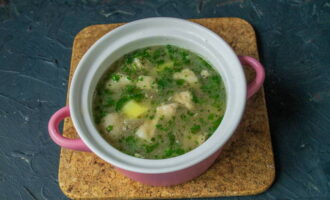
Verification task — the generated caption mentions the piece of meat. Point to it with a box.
[105,73,132,91]
[135,103,178,141]
[201,70,210,78]
[182,134,206,149]
[133,58,144,69]
[99,113,123,137]
[156,103,178,119]
[173,91,194,110]
[135,119,158,141]
[173,68,199,84]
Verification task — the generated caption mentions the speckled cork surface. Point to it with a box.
[58,18,275,199]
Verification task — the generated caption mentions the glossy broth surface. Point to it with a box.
[93,45,226,159]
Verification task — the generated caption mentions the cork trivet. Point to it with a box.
[59,18,275,199]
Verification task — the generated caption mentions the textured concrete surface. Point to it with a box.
[0,0,329,199]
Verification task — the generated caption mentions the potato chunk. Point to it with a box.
[122,100,148,118]
[173,68,198,84]
[173,91,194,110]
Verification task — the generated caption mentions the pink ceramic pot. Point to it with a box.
[48,18,265,186]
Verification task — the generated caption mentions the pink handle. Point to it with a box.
[239,56,265,99]
[48,106,90,151]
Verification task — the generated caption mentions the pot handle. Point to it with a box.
[48,106,91,151]
[238,56,265,99]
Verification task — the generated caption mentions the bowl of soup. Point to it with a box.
[48,17,265,186]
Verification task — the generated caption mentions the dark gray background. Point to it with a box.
[0,0,329,199]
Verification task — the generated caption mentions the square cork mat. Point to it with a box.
[59,18,275,199]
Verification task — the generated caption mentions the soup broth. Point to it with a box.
[93,45,226,159]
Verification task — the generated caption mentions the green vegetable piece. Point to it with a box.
[156,124,169,131]
[103,98,115,107]
[122,136,138,153]
[143,143,159,153]
[156,78,172,90]
[138,76,144,82]
[167,132,176,146]
[180,50,190,64]
[157,61,174,71]
[198,57,213,70]
[175,148,185,155]
[115,86,145,111]
[201,75,222,99]
[106,125,113,132]
[123,53,136,65]
[156,124,162,130]
[208,113,215,121]
[166,45,177,55]
[111,74,121,82]
[211,116,223,131]
[191,91,199,103]
[180,114,187,120]
[176,79,185,86]
[206,133,213,139]
[115,96,129,111]
[163,148,174,157]
[191,125,201,134]
[187,111,194,116]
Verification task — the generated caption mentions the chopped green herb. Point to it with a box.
[175,148,185,155]
[106,125,113,132]
[176,79,185,86]
[156,124,162,129]
[122,136,138,153]
[208,113,215,121]
[156,124,169,131]
[206,133,212,139]
[191,125,201,134]
[111,74,121,82]
[157,77,172,90]
[115,96,129,111]
[167,132,176,146]
[211,116,223,132]
[143,143,159,153]
[191,91,199,103]
[187,111,195,116]
[180,114,187,120]
[103,98,115,107]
